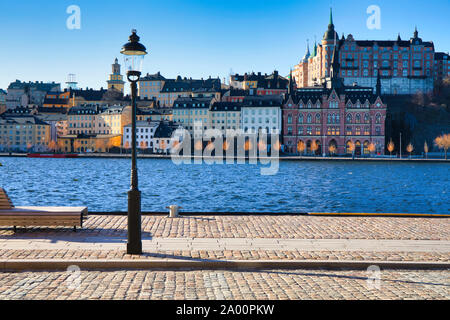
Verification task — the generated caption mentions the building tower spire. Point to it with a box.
[329,7,333,26]
[302,40,311,62]
[288,69,294,97]
[376,70,382,96]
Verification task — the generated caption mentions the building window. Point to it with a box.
[346,114,352,123]
[375,114,381,124]
[375,126,381,135]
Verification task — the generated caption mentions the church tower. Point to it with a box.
[107,58,125,93]
[321,8,338,78]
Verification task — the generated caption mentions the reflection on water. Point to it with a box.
[0,157,448,214]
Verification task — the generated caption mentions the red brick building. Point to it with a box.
[283,47,387,156]
[292,9,446,95]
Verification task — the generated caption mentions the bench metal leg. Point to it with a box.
[73,226,76,232]
[13,226,16,232]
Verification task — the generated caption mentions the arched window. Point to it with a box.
[332,114,336,124]
[315,114,321,123]
[364,114,370,123]
[356,127,361,135]
[298,114,304,123]
[307,102,312,109]
[346,114,352,123]
[327,114,332,124]
[375,113,381,124]
[336,114,340,123]
[287,115,292,124]
[307,114,312,124]
[355,114,361,124]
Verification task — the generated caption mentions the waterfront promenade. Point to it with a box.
[0,214,448,299]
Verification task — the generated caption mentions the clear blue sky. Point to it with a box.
[0,0,448,93]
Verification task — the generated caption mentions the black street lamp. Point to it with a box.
[121,29,147,254]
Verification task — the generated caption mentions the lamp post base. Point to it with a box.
[127,189,142,254]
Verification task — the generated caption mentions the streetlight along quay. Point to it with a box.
[121,29,147,254]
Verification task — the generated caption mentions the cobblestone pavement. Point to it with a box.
[0,215,448,240]
[0,249,448,262]
[0,269,448,300]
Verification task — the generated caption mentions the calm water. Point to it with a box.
[0,157,449,214]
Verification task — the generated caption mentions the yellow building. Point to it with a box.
[58,134,122,153]
[0,115,50,151]
[107,58,125,93]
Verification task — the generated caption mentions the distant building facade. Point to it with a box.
[241,96,283,135]
[6,80,60,109]
[229,71,288,96]
[293,9,443,95]
[0,89,6,115]
[284,48,387,156]
[138,73,221,107]
[0,114,51,151]
[434,52,450,83]
[172,96,214,138]
[123,120,159,149]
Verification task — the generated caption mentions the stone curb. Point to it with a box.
[1,259,449,271]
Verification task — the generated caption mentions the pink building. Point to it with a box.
[293,9,438,95]
[283,48,387,156]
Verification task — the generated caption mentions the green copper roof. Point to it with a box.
[329,7,333,25]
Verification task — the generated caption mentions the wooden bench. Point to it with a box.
[0,188,88,231]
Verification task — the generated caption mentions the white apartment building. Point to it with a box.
[123,120,159,149]
[241,96,283,135]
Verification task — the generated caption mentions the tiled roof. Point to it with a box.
[161,77,221,93]
[7,80,60,92]
[68,105,105,115]
[210,102,242,112]
[435,52,449,60]
[37,107,68,114]
[139,72,166,81]
[0,114,49,126]
[243,95,283,107]
[66,88,107,101]
[100,105,126,115]
[353,39,434,48]
[173,96,214,108]
[43,98,69,105]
